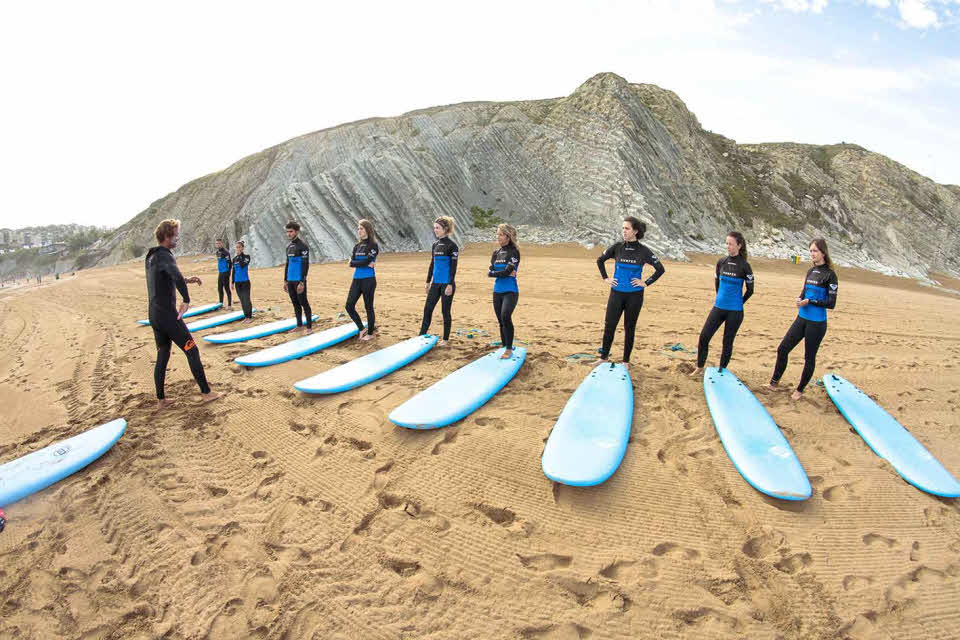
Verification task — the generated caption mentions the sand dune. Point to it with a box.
[1,244,959,639]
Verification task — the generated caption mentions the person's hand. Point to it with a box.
[510,271,517,278]
[604,277,617,288]
[281,283,288,295]
[177,302,190,319]
[425,282,431,294]
[630,278,645,288]
[297,282,305,294]
[444,284,453,296]
[796,298,809,307]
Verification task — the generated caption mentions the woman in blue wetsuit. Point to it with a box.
[691,231,754,376]
[419,216,458,345]
[488,223,520,359]
[346,219,379,341]
[769,237,838,401]
[594,217,665,368]
[231,240,254,322]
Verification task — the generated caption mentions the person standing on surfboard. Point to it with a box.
[419,216,458,345]
[769,237,838,401]
[214,239,233,308]
[690,231,754,377]
[232,240,253,323]
[282,221,312,333]
[346,219,379,341]
[488,223,520,359]
[593,217,665,369]
[146,219,220,410]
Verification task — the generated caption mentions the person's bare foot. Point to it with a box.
[155,398,176,411]
[304,327,314,334]
[589,358,609,366]
[768,381,781,391]
[790,390,803,401]
[360,332,375,341]
[620,361,630,371]
[500,348,513,359]
[358,328,368,340]
[689,366,704,377]
[199,390,222,404]
[438,339,448,346]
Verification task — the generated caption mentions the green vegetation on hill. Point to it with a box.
[470,206,503,229]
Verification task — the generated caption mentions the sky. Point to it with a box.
[1,0,958,230]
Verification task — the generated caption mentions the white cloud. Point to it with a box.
[898,0,941,28]
[863,0,892,8]
[763,0,830,12]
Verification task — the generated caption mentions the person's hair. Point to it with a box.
[727,231,747,259]
[497,223,518,246]
[285,221,300,232]
[358,219,376,243]
[434,216,455,235]
[624,216,646,239]
[810,237,833,269]
[235,240,244,249]
[216,238,223,243]
[155,219,181,244]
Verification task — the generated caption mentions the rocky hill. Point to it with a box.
[91,72,960,280]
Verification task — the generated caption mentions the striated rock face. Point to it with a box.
[94,72,960,279]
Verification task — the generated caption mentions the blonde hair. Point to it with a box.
[497,223,518,246]
[435,216,455,235]
[155,219,181,244]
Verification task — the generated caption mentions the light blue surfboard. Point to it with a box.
[389,347,526,429]
[203,315,319,344]
[824,373,960,497]
[704,368,811,500]
[235,322,361,367]
[294,335,439,395]
[0,418,126,507]
[541,363,633,486]
[137,302,221,325]
[186,309,255,332]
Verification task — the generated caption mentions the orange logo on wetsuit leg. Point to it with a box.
[185,339,196,351]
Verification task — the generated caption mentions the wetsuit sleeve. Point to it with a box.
[231,258,236,285]
[283,249,290,284]
[449,243,458,285]
[426,252,434,283]
[300,243,309,282]
[742,261,754,304]
[162,252,190,303]
[714,260,721,293]
[488,248,518,277]
[809,271,838,309]
[644,252,665,286]
[349,243,378,268]
[596,244,617,279]
[488,250,497,277]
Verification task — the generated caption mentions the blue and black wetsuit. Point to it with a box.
[420,237,459,340]
[596,241,665,362]
[346,239,379,334]
[697,254,754,369]
[284,236,312,328]
[216,247,232,306]
[488,243,520,349]
[232,252,253,319]
[772,264,839,392]
[145,246,210,399]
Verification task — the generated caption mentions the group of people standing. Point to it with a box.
[145,215,838,408]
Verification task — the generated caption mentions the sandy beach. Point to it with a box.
[1,243,958,640]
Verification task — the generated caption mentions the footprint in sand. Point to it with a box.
[741,529,786,559]
[518,553,573,571]
[671,607,741,632]
[431,430,458,455]
[842,575,875,592]
[652,542,701,561]
[519,622,593,639]
[774,552,813,574]
[862,533,898,549]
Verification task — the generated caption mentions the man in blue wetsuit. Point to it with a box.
[282,221,312,332]
[215,239,232,307]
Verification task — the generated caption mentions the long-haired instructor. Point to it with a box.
[146,219,220,410]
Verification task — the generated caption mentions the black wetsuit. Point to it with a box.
[596,241,665,362]
[145,246,210,399]
[232,252,252,319]
[216,247,232,306]
[772,264,839,392]
[284,236,311,328]
[488,243,520,349]
[697,254,754,369]
[346,239,379,334]
[420,237,459,340]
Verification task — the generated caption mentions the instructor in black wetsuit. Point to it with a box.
[594,217,665,368]
[769,237,838,401]
[488,223,520,359]
[232,240,253,322]
[419,216,458,345]
[282,221,312,333]
[215,239,232,307]
[691,231,754,376]
[146,219,220,410]
[346,219,379,341]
